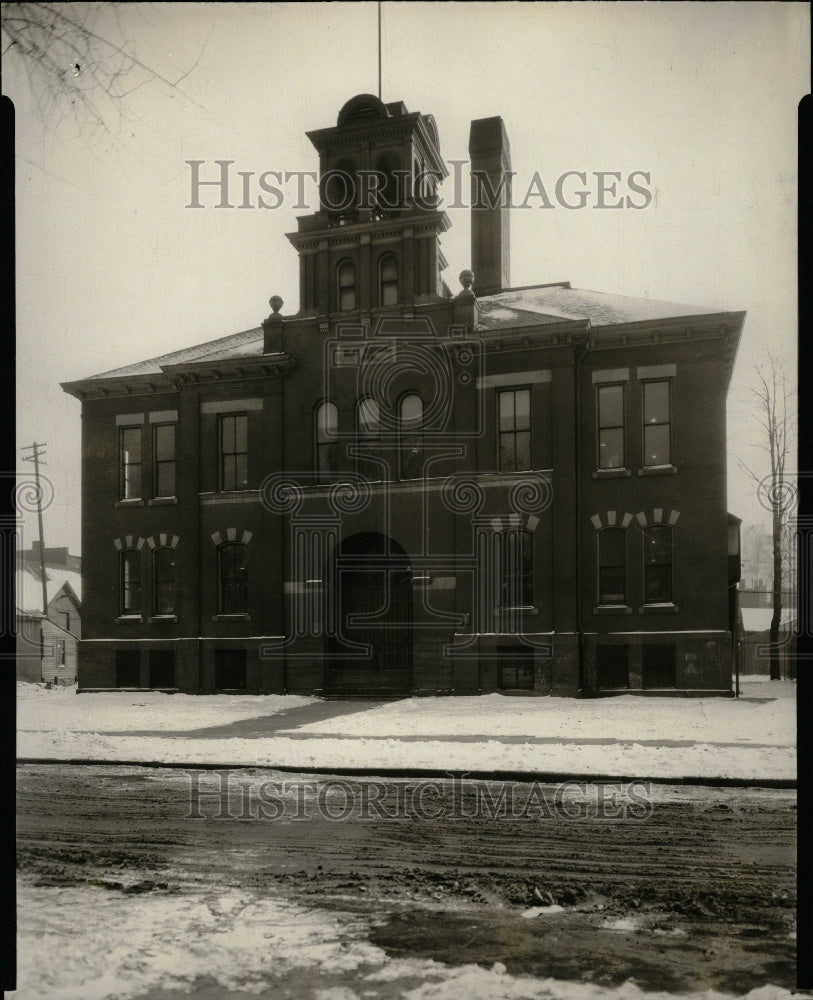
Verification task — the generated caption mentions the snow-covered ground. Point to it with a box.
[16,681,796,781]
[14,880,796,1000]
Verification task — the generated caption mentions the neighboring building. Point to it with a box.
[16,545,82,684]
[739,606,797,678]
[62,94,745,697]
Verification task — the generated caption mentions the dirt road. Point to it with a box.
[15,764,796,998]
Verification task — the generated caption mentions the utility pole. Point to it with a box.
[21,442,48,618]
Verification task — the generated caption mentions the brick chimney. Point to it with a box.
[469,116,511,297]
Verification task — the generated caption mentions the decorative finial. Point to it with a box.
[456,269,476,302]
[269,295,283,315]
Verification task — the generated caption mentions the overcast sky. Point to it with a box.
[7,1,809,554]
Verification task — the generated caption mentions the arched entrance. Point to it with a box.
[325,532,413,695]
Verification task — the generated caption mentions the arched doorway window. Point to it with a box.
[399,393,424,480]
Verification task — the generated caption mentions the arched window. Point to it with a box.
[357,396,380,438]
[153,547,176,616]
[119,549,141,616]
[373,152,402,212]
[219,543,248,615]
[315,400,339,481]
[643,525,673,604]
[598,527,626,605]
[337,261,356,311]
[323,158,357,214]
[399,393,424,480]
[499,529,534,608]
[378,254,398,306]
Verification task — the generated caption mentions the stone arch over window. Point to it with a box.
[113,535,146,552]
[210,528,253,547]
[635,509,680,527]
[145,533,180,551]
[589,511,634,530]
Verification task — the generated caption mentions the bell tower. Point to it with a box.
[287,95,451,318]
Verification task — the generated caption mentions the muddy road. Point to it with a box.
[15,764,796,998]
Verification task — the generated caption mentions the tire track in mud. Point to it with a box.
[16,764,797,993]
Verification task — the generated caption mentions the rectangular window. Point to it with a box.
[597,384,624,470]
[498,389,531,471]
[153,423,176,497]
[149,650,175,688]
[56,639,66,666]
[643,380,671,467]
[60,611,71,632]
[642,644,676,689]
[596,645,630,689]
[219,414,248,492]
[119,426,142,499]
[499,530,533,608]
[598,528,627,605]
[115,649,141,688]
[215,649,247,691]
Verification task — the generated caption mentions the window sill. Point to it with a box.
[150,615,178,623]
[593,605,633,615]
[495,606,539,616]
[115,498,144,508]
[637,465,678,476]
[592,468,632,479]
[148,496,178,506]
[213,614,251,622]
[116,615,143,623]
[638,603,679,613]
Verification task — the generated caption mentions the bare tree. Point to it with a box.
[2,2,209,143]
[739,354,796,679]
